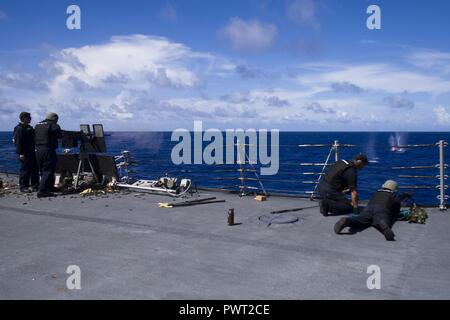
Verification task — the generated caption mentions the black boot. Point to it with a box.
[383,228,396,241]
[48,186,61,193]
[37,191,56,198]
[334,218,349,234]
[320,200,329,216]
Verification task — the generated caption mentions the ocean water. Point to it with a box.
[1,131,449,205]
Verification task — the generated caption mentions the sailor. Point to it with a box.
[318,153,368,216]
[34,112,62,198]
[333,180,401,241]
[13,112,40,193]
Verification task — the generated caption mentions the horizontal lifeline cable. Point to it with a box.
[301,172,325,175]
[298,144,356,147]
[399,185,448,189]
[392,165,440,170]
[212,177,259,181]
[209,178,323,184]
[393,167,448,196]
[396,143,440,148]
[398,175,446,179]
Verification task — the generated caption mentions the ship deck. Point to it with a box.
[1,172,449,299]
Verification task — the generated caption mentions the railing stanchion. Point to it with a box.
[334,140,340,162]
[299,140,355,199]
[439,140,447,211]
[237,139,245,196]
[393,140,448,210]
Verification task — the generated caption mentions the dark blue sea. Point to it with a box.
[1,131,449,205]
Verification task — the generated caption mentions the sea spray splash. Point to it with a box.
[389,132,408,153]
[365,133,379,163]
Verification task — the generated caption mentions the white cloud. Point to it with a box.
[164,88,385,129]
[0,34,233,128]
[286,0,319,30]
[331,81,363,94]
[264,95,290,107]
[433,105,450,125]
[220,18,277,52]
[220,91,251,104]
[0,71,48,91]
[408,49,450,74]
[359,41,450,75]
[304,102,335,114]
[384,91,415,110]
[2,33,450,131]
[297,63,450,95]
[47,34,216,99]
[0,95,22,117]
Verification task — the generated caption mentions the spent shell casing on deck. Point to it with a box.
[227,208,234,226]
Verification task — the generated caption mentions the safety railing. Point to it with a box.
[299,140,355,200]
[1,135,448,208]
[115,150,137,183]
[392,140,447,211]
[212,140,267,196]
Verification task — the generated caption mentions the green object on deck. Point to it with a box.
[408,204,428,224]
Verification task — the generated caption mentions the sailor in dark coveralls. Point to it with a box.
[318,154,368,216]
[34,112,62,198]
[13,112,39,193]
[334,180,401,241]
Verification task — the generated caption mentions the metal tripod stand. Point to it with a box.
[73,142,99,189]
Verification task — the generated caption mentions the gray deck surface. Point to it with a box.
[1,173,450,300]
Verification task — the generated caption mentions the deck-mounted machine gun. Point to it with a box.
[58,124,114,189]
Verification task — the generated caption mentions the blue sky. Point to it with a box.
[1,0,450,131]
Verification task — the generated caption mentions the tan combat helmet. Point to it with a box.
[46,112,59,122]
[382,180,398,192]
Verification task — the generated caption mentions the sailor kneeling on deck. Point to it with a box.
[318,153,368,216]
[334,180,401,241]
